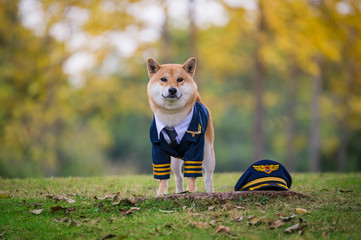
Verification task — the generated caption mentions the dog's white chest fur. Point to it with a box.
[153,106,193,128]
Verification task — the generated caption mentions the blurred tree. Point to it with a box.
[1,0,361,178]
[252,0,267,162]
[160,0,171,63]
[309,55,322,172]
[188,0,197,58]
[0,0,70,177]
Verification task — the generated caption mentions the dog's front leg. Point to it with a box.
[171,157,184,193]
[203,138,215,192]
[158,180,168,195]
[187,177,197,192]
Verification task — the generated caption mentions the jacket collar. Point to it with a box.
[154,107,194,141]
[150,102,202,144]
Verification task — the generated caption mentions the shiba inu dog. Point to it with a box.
[147,57,215,195]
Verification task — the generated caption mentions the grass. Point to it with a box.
[0,172,360,239]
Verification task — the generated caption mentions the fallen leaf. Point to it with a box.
[276,213,286,217]
[159,209,174,213]
[215,225,230,233]
[208,205,216,211]
[261,218,274,224]
[295,208,309,214]
[65,207,76,214]
[107,192,118,198]
[60,217,69,223]
[269,220,284,229]
[112,195,122,205]
[33,203,43,207]
[236,206,246,210]
[47,195,65,201]
[246,215,255,220]
[279,214,297,221]
[190,221,208,229]
[128,196,137,205]
[51,206,65,212]
[65,197,75,203]
[119,197,136,206]
[30,209,43,215]
[339,189,353,193]
[234,215,245,222]
[210,220,217,226]
[284,223,306,233]
[222,200,235,210]
[247,216,261,226]
[120,209,133,216]
[129,207,140,211]
[284,223,300,233]
[95,193,117,200]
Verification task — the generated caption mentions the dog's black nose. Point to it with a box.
[168,87,177,96]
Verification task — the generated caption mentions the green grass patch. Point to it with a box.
[1,173,360,239]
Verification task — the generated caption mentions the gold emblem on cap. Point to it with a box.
[253,164,279,174]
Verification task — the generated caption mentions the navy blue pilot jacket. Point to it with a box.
[150,101,209,180]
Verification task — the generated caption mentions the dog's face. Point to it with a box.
[147,57,198,111]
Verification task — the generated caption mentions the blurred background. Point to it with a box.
[0,0,360,178]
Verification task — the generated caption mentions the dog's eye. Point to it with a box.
[177,78,183,83]
[160,77,167,82]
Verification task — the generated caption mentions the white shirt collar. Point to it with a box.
[154,107,194,143]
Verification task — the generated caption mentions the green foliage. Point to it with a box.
[0,0,361,177]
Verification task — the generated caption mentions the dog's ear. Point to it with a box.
[183,57,196,77]
[147,58,161,78]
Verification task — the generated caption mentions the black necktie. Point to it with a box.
[163,128,178,148]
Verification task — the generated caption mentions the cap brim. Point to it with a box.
[244,181,289,191]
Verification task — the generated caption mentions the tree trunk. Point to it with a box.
[253,1,266,162]
[188,0,197,58]
[188,0,202,87]
[285,60,298,172]
[160,0,171,63]
[310,55,322,172]
[337,27,357,172]
[337,118,348,172]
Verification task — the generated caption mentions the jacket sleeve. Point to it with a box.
[183,136,204,178]
[152,144,171,180]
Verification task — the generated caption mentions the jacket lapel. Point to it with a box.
[150,118,161,144]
